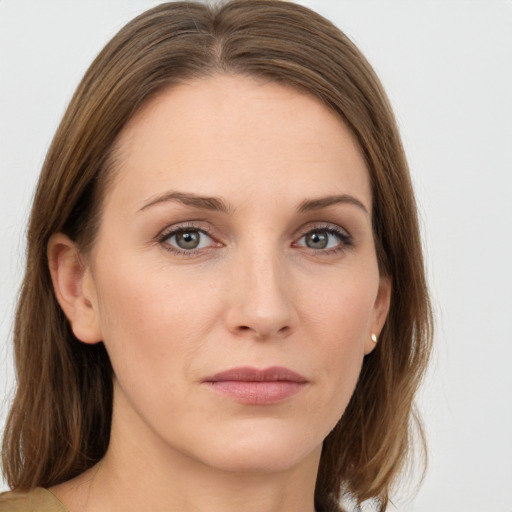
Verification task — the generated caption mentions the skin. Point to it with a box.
[48,75,390,512]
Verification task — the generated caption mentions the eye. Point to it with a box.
[160,227,217,253]
[295,226,352,252]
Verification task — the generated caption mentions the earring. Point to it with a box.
[371,333,378,343]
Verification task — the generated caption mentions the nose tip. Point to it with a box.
[225,255,296,340]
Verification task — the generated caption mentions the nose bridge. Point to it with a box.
[227,238,294,339]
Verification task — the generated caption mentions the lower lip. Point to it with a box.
[205,381,306,405]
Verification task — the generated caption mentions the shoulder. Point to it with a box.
[0,488,69,512]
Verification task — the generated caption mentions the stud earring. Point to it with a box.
[371,333,378,343]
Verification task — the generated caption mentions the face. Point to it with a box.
[68,75,390,475]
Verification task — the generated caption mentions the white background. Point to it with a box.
[1,1,511,510]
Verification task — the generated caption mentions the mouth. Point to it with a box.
[202,366,309,405]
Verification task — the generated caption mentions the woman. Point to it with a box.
[0,1,432,511]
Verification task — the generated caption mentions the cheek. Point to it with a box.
[300,265,377,346]
[298,268,378,414]
[92,259,222,382]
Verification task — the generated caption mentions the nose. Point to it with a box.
[224,248,296,340]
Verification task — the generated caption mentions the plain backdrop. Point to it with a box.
[1,1,511,511]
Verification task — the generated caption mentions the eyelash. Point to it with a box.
[156,223,353,257]
[157,223,218,257]
[294,224,354,255]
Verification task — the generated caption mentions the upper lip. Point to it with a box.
[203,366,308,383]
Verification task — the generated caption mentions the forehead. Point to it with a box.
[107,74,371,211]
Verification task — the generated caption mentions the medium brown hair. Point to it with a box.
[2,1,432,510]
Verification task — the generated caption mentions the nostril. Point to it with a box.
[235,324,291,337]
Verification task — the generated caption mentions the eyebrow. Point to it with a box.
[297,194,369,214]
[139,191,368,215]
[139,191,231,213]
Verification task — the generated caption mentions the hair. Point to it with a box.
[1,1,432,510]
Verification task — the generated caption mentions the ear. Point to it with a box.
[365,275,392,355]
[47,233,102,344]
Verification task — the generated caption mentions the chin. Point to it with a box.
[202,444,319,475]
[182,417,326,474]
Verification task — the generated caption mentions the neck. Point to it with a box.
[51,388,321,512]
[97,450,319,512]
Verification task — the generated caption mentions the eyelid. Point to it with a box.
[293,222,354,253]
[157,222,222,255]
[158,221,214,239]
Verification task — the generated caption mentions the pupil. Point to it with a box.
[306,231,328,249]
[176,231,200,249]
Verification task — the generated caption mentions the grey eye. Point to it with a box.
[175,231,201,249]
[296,228,349,251]
[305,231,329,249]
[164,229,214,251]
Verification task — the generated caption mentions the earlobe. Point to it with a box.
[47,233,102,344]
[365,275,392,355]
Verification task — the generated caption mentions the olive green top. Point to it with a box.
[0,487,69,512]
[0,487,342,512]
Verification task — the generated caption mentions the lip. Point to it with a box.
[202,366,309,405]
